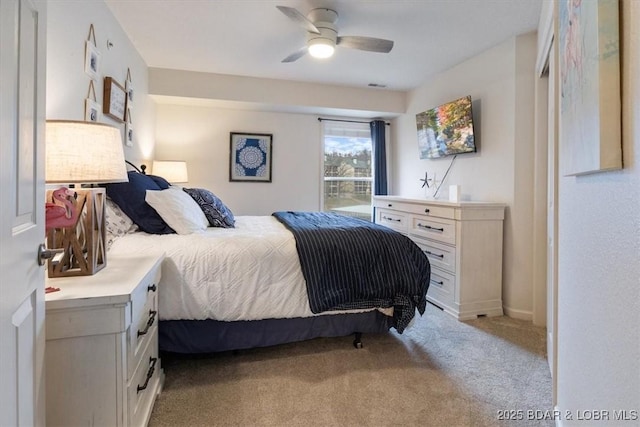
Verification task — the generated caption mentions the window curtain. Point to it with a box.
[370,120,388,195]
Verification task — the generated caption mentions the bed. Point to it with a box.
[104,171,431,353]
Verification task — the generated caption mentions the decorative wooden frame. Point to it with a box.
[103,77,127,122]
[46,188,106,277]
[229,132,273,182]
[558,0,621,175]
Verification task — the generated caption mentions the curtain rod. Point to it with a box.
[318,117,390,126]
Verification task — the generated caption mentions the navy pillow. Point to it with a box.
[183,188,235,228]
[147,174,170,189]
[105,171,175,234]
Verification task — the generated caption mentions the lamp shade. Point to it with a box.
[46,120,128,183]
[152,160,188,183]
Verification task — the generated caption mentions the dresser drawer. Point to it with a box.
[410,215,456,245]
[375,208,408,233]
[427,268,455,307]
[373,198,456,219]
[413,236,456,274]
[129,265,160,379]
[128,330,161,427]
[407,204,455,220]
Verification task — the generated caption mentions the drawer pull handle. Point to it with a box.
[424,250,444,259]
[417,223,444,232]
[424,208,430,214]
[147,284,157,292]
[137,310,157,337]
[430,279,444,286]
[388,204,393,207]
[137,357,158,394]
[383,216,401,222]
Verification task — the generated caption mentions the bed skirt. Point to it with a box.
[159,310,393,354]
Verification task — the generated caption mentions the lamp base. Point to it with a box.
[46,188,107,277]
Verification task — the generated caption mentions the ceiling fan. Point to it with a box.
[276,5,394,62]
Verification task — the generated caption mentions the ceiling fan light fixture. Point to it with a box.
[308,39,335,58]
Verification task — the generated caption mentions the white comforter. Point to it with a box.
[110,216,363,321]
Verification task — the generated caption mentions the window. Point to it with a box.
[321,121,373,221]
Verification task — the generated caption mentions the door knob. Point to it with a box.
[37,244,64,266]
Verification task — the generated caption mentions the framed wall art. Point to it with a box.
[559,0,622,175]
[125,109,134,147]
[84,80,100,122]
[229,132,272,182]
[84,25,100,81]
[85,98,100,122]
[103,77,126,122]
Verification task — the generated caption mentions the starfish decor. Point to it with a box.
[420,172,430,188]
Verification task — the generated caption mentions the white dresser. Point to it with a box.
[373,196,505,320]
[45,254,164,426]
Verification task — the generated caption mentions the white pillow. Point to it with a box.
[145,187,208,235]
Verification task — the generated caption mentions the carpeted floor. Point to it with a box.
[149,304,553,427]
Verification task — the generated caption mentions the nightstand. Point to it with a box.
[45,254,164,427]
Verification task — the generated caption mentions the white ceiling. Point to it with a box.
[105,0,543,92]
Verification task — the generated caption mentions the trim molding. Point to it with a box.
[536,0,554,76]
[503,306,533,321]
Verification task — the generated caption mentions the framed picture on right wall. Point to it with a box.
[558,0,622,176]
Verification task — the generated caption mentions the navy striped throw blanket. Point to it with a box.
[272,211,431,333]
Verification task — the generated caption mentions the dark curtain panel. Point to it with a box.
[370,120,388,195]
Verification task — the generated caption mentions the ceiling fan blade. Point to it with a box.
[282,46,308,63]
[276,6,320,34]
[337,36,394,53]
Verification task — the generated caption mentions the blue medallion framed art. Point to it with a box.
[229,132,273,182]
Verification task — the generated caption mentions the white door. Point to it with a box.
[546,39,559,402]
[0,0,47,425]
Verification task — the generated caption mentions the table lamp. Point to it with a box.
[152,160,188,183]
[45,120,128,277]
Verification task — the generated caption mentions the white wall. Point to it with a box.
[392,33,538,318]
[556,0,640,421]
[46,0,154,162]
[154,105,324,215]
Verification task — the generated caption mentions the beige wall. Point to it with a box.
[556,0,640,419]
[154,104,323,215]
[392,33,538,319]
[46,0,155,163]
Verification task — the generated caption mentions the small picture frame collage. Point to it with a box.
[124,69,134,146]
[82,24,137,147]
[84,24,101,122]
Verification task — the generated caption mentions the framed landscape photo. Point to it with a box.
[103,77,127,122]
[229,132,272,182]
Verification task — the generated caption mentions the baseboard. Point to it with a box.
[503,306,533,321]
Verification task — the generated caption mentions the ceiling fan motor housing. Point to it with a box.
[307,8,338,50]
